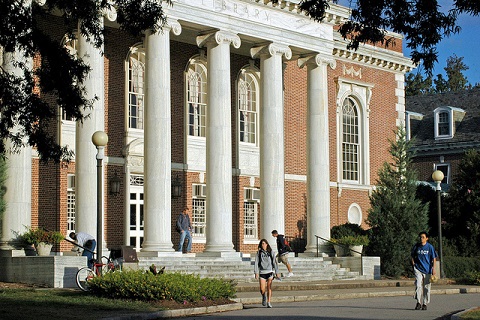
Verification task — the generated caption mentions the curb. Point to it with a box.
[451,307,480,320]
[234,287,480,305]
[101,302,243,320]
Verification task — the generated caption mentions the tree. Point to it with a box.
[0,0,168,161]
[443,149,480,257]
[274,0,479,76]
[406,54,476,95]
[366,126,429,278]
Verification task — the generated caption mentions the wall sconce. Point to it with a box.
[109,171,121,196]
[172,176,182,199]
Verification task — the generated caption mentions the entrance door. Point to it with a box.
[129,183,144,251]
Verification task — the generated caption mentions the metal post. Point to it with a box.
[436,184,445,278]
[96,155,103,260]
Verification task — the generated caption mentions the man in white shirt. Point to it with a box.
[69,232,96,268]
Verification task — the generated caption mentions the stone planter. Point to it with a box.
[36,242,53,256]
[349,245,363,257]
[334,244,347,257]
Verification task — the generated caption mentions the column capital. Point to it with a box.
[298,54,336,69]
[102,6,117,22]
[196,30,241,49]
[250,43,292,60]
[165,19,182,36]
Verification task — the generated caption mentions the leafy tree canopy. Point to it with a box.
[276,0,479,75]
[405,54,479,95]
[0,0,168,162]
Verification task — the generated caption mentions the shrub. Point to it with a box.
[333,235,370,246]
[444,256,480,279]
[87,270,236,302]
[331,223,367,239]
[17,227,64,245]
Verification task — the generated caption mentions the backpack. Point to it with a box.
[283,238,293,252]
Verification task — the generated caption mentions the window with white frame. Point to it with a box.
[238,69,259,145]
[342,97,360,182]
[129,174,144,251]
[434,163,450,184]
[244,188,260,239]
[191,184,206,237]
[127,45,145,130]
[66,174,76,235]
[186,57,207,137]
[437,111,450,137]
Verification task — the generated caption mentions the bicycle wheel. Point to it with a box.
[76,267,95,291]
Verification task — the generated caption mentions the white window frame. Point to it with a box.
[192,183,206,240]
[186,56,207,138]
[341,97,360,183]
[335,77,373,186]
[128,174,144,251]
[434,107,452,139]
[243,187,260,243]
[66,174,76,235]
[434,163,450,184]
[237,67,260,146]
[126,45,145,131]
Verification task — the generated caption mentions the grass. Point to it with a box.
[461,307,480,320]
[0,288,162,320]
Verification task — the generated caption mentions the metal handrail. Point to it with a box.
[314,234,364,276]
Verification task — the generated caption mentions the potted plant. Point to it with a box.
[18,227,64,256]
[332,235,370,257]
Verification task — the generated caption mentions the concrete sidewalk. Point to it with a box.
[233,278,480,305]
[106,279,480,319]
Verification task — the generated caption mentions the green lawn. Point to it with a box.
[461,307,480,320]
[0,288,161,320]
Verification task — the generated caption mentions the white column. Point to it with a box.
[197,31,240,253]
[299,54,336,254]
[75,19,105,241]
[251,43,291,244]
[0,50,32,250]
[141,20,181,253]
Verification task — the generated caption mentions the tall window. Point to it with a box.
[191,184,206,237]
[437,111,450,136]
[128,46,145,129]
[66,174,76,235]
[186,58,207,137]
[243,188,260,240]
[238,69,258,144]
[342,97,359,182]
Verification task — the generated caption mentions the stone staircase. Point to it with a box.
[134,254,374,283]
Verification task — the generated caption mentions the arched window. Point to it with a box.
[127,45,145,129]
[342,97,360,182]
[186,57,207,137]
[238,69,259,144]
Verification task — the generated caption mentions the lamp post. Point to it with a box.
[432,170,445,278]
[92,131,108,260]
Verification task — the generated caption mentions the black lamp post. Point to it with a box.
[92,131,108,261]
[432,169,445,278]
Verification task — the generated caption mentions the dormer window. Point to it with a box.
[434,106,465,140]
[405,111,423,141]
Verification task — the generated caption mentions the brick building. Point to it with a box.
[1,0,413,257]
[406,87,480,189]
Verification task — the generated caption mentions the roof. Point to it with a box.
[406,87,480,154]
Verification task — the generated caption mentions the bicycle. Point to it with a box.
[67,239,122,291]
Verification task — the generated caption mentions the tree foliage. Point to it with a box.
[272,0,479,75]
[366,126,429,278]
[0,0,168,162]
[406,54,478,95]
[443,149,480,257]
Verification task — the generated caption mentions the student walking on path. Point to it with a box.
[254,239,279,308]
[411,231,438,310]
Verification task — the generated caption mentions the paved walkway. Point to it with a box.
[105,279,480,319]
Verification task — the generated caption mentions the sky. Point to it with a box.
[336,0,480,85]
